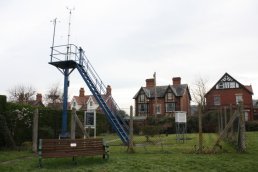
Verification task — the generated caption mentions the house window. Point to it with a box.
[73,101,76,107]
[218,82,223,89]
[167,92,174,101]
[244,111,249,121]
[138,94,145,102]
[166,103,175,112]
[89,101,93,106]
[216,81,240,89]
[214,96,221,106]
[138,104,147,112]
[155,104,161,114]
[236,94,243,104]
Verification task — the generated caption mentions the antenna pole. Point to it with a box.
[50,18,57,62]
[67,8,72,46]
[66,7,74,60]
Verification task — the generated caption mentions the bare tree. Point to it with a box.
[191,77,208,111]
[45,84,62,108]
[8,85,36,104]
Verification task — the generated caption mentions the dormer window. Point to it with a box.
[90,101,93,106]
[166,92,175,101]
[138,94,145,102]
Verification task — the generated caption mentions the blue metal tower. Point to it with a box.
[49,44,129,144]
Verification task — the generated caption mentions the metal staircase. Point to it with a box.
[49,44,129,145]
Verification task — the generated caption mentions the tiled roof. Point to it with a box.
[73,95,90,106]
[245,85,253,94]
[134,84,189,99]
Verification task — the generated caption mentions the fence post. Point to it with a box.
[71,108,76,139]
[220,108,223,132]
[238,102,246,152]
[32,108,39,153]
[224,107,227,137]
[198,104,203,153]
[229,104,233,138]
[127,105,134,153]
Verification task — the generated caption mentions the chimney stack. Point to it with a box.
[36,93,42,102]
[106,85,112,96]
[146,78,155,88]
[79,87,85,97]
[172,77,181,86]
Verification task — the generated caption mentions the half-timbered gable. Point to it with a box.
[205,73,254,121]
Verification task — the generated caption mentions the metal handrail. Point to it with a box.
[50,44,126,120]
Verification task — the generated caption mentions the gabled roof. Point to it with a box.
[205,72,253,96]
[133,84,190,99]
[72,93,113,110]
[72,95,90,106]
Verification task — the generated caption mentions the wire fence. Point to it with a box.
[99,103,247,154]
[6,103,247,153]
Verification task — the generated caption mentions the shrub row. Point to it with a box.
[1,102,112,146]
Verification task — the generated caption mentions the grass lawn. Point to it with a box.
[0,132,257,172]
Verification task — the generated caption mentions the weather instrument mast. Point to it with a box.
[48,8,129,144]
[50,8,76,138]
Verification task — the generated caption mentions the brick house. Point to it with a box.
[71,86,114,112]
[133,77,191,117]
[205,73,254,121]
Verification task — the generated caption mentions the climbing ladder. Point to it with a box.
[49,44,129,145]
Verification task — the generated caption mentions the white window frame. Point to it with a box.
[138,104,147,113]
[166,103,175,112]
[236,94,243,104]
[139,94,145,102]
[214,95,221,106]
[155,104,161,114]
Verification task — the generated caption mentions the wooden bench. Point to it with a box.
[38,138,109,167]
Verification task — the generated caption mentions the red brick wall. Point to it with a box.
[206,88,253,120]
[180,90,191,115]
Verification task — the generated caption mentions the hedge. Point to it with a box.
[0,95,7,112]
[2,102,112,146]
[245,121,258,131]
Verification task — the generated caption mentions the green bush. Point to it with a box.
[0,95,7,112]
[245,121,258,131]
[5,102,35,146]
[141,125,162,142]
[187,116,198,133]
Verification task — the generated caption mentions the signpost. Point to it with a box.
[84,110,96,138]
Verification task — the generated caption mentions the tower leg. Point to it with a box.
[61,68,69,138]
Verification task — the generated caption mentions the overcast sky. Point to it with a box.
[1,0,258,111]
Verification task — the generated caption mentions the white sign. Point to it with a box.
[175,111,187,123]
[84,111,96,128]
[70,143,77,147]
[84,110,97,138]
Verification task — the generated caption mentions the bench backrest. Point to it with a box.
[39,138,105,158]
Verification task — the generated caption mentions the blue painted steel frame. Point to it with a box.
[61,68,69,137]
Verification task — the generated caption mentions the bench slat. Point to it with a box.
[39,138,108,161]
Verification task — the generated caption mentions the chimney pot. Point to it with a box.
[106,85,112,96]
[79,87,85,97]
